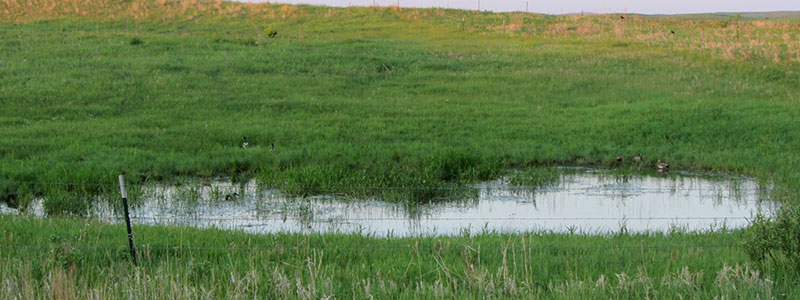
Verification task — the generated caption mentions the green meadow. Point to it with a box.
[2,0,800,209]
[1,0,800,298]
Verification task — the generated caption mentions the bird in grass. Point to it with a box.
[656,159,669,171]
[270,143,275,153]
[670,30,676,34]
[633,154,643,170]
[242,137,249,148]
[616,154,623,162]
[225,192,239,201]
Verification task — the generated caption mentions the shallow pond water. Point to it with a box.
[0,168,780,236]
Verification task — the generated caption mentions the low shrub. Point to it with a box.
[743,205,800,274]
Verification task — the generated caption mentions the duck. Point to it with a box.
[656,159,669,171]
[225,192,239,201]
[242,137,249,148]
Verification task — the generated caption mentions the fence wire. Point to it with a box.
[125,216,751,222]
[0,179,786,192]
[0,214,754,222]
[0,243,742,253]
[0,176,774,250]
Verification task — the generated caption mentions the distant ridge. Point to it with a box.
[557,11,799,20]
[562,12,599,16]
[706,11,800,20]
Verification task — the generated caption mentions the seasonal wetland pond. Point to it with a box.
[1,168,780,236]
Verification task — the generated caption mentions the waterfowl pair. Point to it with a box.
[242,137,276,153]
[619,153,669,172]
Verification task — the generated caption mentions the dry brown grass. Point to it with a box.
[49,267,78,300]
[1,0,798,64]
[0,0,258,21]
[539,14,800,64]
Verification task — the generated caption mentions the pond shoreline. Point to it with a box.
[1,168,778,237]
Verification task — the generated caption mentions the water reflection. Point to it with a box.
[0,168,780,236]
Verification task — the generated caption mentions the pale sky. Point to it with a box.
[246,0,800,15]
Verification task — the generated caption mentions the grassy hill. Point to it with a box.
[647,11,800,21]
[1,0,799,211]
[569,11,800,21]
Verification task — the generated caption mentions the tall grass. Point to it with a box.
[1,216,795,298]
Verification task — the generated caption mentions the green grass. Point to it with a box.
[1,1,799,211]
[1,216,796,299]
[1,1,800,297]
